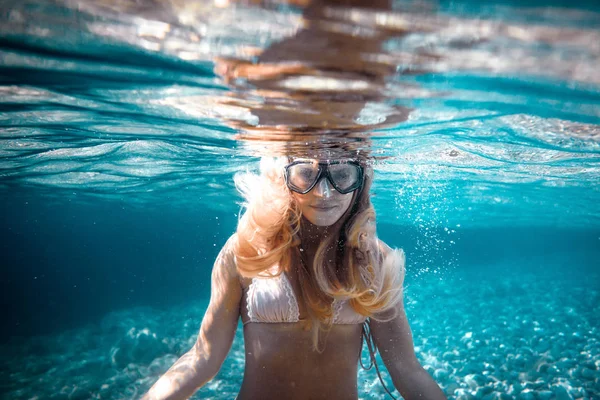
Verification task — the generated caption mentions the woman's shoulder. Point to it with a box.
[219,234,254,288]
[222,233,238,251]
[377,238,393,255]
[377,238,403,259]
[376,239,406,272]
[214,234,239,275]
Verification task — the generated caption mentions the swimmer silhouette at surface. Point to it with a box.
[142,0,446,398]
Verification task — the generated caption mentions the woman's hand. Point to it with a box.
[370,305,447,400]
[142,236,242,400]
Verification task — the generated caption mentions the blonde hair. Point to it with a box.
[233,157,405,352]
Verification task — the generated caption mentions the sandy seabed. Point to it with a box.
[1,267,598,400]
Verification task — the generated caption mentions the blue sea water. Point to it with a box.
[1,0,599,399]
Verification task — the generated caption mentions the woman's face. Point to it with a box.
[290,168,356,227]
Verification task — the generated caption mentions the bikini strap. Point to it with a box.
[361,319,398,400]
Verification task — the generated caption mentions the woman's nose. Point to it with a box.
[313,177,333,198]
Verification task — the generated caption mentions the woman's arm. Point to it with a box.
[141,237,242,400]
[369,240,447,400]
[370,306,447,400]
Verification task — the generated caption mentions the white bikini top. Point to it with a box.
[243,266,367,325]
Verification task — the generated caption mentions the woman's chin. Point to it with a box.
[303,212,342,227]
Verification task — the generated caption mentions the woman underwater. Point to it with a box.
[142,155,446,399]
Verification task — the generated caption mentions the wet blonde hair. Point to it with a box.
[233,157,405,352]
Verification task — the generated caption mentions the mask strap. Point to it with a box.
[361,320,398,400]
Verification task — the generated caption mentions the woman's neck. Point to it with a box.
[298,217,337,256]
[299,221,327,249]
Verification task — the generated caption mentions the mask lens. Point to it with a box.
[328,163,361,192]
[287,162,319,192]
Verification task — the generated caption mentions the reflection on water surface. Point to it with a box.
[0,0,599,226]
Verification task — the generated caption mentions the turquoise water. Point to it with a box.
[1,0,599,399]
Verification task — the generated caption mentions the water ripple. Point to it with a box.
[0,0,599,227]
